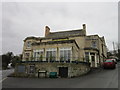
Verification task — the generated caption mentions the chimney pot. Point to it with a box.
[82,24,86,36]
[83,24,86,30]
[45,26,50,37]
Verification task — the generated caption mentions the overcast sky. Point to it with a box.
[2,2,118,55]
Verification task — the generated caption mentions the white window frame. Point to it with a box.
[25,52,30,61]
[59,47,72,61]
[85,52,90,62]
[46,48,57,61]
[91,41,97,48]
[26,41,31,48]
[33,49,44,61]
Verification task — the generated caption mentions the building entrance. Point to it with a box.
[59,67,68,78]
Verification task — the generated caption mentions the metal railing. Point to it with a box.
[18,57,90,65]
[23,56,79,61]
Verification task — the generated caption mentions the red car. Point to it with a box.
[103,60,116,69]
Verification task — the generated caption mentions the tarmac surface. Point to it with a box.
[1,63,119,88]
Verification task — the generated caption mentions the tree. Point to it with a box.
[117,43,120,59]
[107,51,113,58]
[118,49,120,59]
[115,43,120,60]
[11,55,21,67]
[2,52,14,69]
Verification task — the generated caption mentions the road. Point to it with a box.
[0,69,14,89]
[1,69,14,80]
[2,63,119,88]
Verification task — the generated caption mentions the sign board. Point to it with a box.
[17,65,25,73]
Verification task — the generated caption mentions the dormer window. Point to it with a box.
[26,41,31,48]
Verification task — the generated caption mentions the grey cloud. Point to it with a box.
[2,2,118,55]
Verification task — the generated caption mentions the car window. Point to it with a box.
[105,60,113,62]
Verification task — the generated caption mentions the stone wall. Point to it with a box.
[15,62,90,78]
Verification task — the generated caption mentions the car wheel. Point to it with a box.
[113,66,116,69]
[103,67,106,69]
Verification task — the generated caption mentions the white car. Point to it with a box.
[7,63,12,68]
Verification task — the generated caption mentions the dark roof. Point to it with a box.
[32,39,80,49]
[24,36,40,41]
[24,29,86,41]
[46,29,85,38]
[84,47,99,51]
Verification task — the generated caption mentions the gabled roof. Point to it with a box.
[46,29,86,38]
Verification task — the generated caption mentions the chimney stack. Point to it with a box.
[83,24,86,35]
[45,26,50,37]
[83,24,86,30]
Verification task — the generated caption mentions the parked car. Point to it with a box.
[103,60,116,69]
[105,59,117,64]
[111,59,117,64]
[116,58,120,62]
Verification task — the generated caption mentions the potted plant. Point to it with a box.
[66,59,70,63]
[50,54,54,62]
[39,55,43,62]
[60,57,64,62]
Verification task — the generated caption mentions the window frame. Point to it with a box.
[59,47,72,61]
[91,41,97,48]
[85,52,90,62]
[46,48,57,61]
[33,49,44,61]
[26,41,31,48]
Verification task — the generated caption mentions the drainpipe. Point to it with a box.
[44,48,46,61]
[71,46,73,63]
[57,47,59,61]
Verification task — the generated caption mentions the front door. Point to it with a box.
[59,67,68,78]
[91,55,95,67]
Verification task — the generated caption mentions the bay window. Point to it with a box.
[46,48,57,61]
[33,49,44,61]
[60,48,72,61]
[85,52,90,62]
